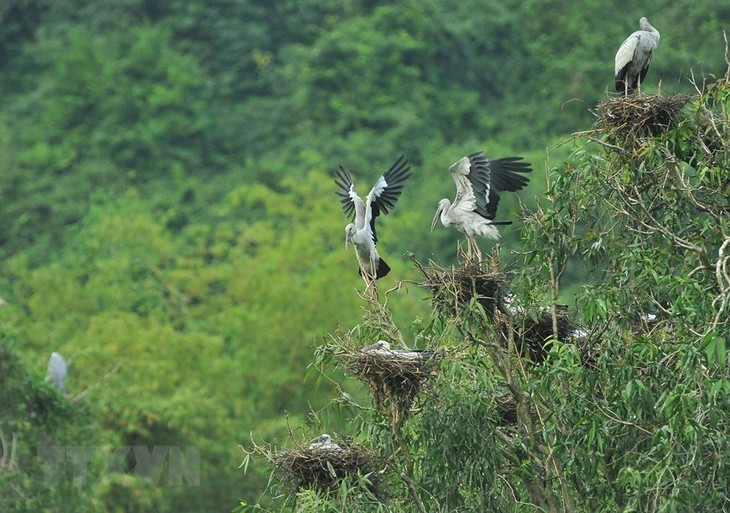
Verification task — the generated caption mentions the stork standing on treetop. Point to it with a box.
[335,156,412,280]
[431,151,532,263]
[615,17,660,96]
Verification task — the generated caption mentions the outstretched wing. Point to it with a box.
[334,165,359,220]
[365,155,412,243]
[465,151,532,220]
[448,155,480,215]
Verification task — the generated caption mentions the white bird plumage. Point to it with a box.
[308,434,343,452]
[47,352,68,393]
[432,151,532,262]
[615,17,660,96]
[335,156,412,280]
[361,340,433,360]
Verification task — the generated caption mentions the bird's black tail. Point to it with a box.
[490,220,513,226]
[376,258,391,279]
[357,258,391,279]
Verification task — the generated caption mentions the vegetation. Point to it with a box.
[0,1,728,512]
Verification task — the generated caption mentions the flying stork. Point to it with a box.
[431,151,532,262]
[615,17,660,96]
[335,156,412,280]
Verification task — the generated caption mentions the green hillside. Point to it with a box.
[1,1,728,511]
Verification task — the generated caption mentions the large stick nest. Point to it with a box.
[342,346,443,422]
[495,305,585,364]
[595,94,691,149]
[274,441,385,496]
[512,306,574,364]
[414,258,505,321]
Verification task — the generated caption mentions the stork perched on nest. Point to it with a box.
[335,156,412,280]
[308,434,343,452]
[361,340,433,360]
[431,151,532,263]
[615,17,660,96]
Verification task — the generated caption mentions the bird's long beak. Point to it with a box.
[430,207,441,232]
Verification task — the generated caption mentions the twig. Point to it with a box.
[70,363,122,404]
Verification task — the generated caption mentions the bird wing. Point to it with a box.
[615,32,640,78]
[448,156,480,214]
[334,166,360,220]
[365,155,412,243]
[463,152,532,220]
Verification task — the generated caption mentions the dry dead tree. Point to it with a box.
[594,93,691,151]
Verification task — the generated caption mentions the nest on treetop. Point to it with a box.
[412,255,505,321]
[341,345,443,423]
[273,439,385,496]
[595,94,691,149]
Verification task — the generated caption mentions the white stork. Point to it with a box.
[335,156,412,280]
[361,340,433,360]
[308,434,343,452]
[47,352,68,393]
[615,17,660,96]
[431,151,532,262]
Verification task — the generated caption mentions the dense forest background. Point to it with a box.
[1,1,728,512]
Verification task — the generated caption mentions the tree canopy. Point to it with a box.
[0,1,728,512]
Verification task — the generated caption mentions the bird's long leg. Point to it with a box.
[474,239,483,267]
[465,238,472,262]
[361,257,378,298]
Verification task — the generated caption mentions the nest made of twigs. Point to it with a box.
[343,346,442,422]
[504,306,574,364]
[596,94,691,148]
[495,393,518,425]
[415,258,506,321]
[274,441,385,496]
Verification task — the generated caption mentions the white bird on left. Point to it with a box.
[308,434,343,452]
[47,352,68,393]
[335,156,412,280]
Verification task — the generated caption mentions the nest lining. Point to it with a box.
[274,443,383,494]
[595,94,691,146]
[343,348,441,421]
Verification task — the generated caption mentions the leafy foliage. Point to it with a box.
[1,1,729,511]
